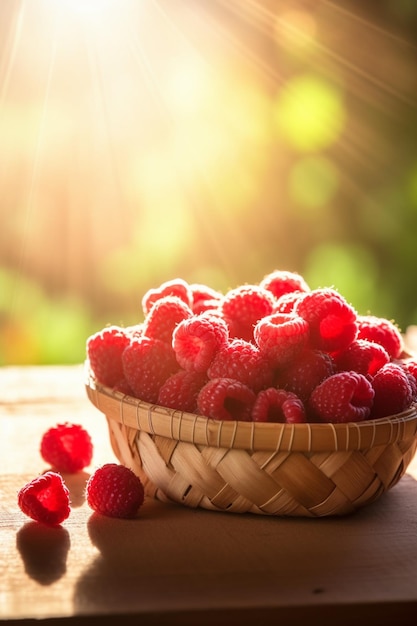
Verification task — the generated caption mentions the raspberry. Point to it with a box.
[142,278,192,316]
[142,296,193,343]
[40,423,93,473]
[273,291,306,314]
[172,314,229,373]
[86,463,144,519]
[295,288,358,354]
[370,363,414,419]
[252,388,306,423]
[122,337,179,402]
[157,369,208,413]
[357,315,404,360]
[277,348,336,402]
[254,313,310,368]
[207,338,274,392]
[335,339,390,378]
[190,283,223,314]
[87,326,131,388]
[220,285,275,342]
[18,472,71,526]
[400,358,417,397]
[260,269,310,299]
[309,371,374,423]
[197,378,256,421]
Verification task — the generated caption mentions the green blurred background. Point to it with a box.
[1,0,416,365]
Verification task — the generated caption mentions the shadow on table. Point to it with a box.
[16,521,71,585]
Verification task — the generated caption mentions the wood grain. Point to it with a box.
[1,366,417,625]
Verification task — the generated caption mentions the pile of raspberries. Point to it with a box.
[87,270,417,424]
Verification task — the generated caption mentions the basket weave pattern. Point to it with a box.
[86,371,417,517]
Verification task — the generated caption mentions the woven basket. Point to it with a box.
[85,367,417,517]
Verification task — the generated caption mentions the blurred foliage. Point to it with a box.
[0,0,416,364]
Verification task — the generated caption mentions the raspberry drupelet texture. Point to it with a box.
[273,291,307,314]
[197,378,256,421]
[18,471,71,526]
[157,369,208,413]
[172,314,229,373]
[189,283,223,315]
[220,284,276,343]
[295,288,358,354]
[207,338,274,392]
[87,325,131,388]
[370,363,414,419]
[254,313,310,368]
[86,463,144,519]
[142,296,193,344]
[260,269,310,299]
[122,337,179,403]
[309,371,375,423]
[276,348,336,403]
[335,339,390,378]
[252,388,306,423]
[40,423,93,473]
[357,315,404,360]
[142,278,192,316]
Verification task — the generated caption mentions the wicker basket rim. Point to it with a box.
[85,366,417,453]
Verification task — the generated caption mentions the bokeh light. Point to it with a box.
[1,0,417,363]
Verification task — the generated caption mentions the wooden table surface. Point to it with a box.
[1,365,417,626]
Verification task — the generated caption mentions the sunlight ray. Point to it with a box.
[0,0,25,111]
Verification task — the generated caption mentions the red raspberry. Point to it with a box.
[142,296,193,343]
[197,378,256,421]
[207,338,274,392]
[220,285,275,342]
[18,471,71,526]
[357,315,404,359]
[400,358,417,397]
[254,313,310,368]
[370,363,414,419]
[40,423,93,473]
[260,269,310,299]
[142,278,192,316]
[295,288,358,354]
[335,339,390,378]
[273,291,306,314]
[157,369,208,413]
[277,348,336,402]
[309,371,375,423]
[87,326,131,388]
[252,388,306,423]
[190,283,223,314]
[122,337,179,402]
[172,314,229,373]
[86,463,144,519]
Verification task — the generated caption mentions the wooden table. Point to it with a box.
[1,365,417,625]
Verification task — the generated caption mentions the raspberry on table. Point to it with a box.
[260,269,310,299]
[142,296,193,344]
[309,371,375,423]
[86,463,144,519]
[276,348,336,403]
[40,423,93,473]
[295,288,358,354]
[220,284,276,343]
[172,314,229,373]
[157,369,208,413]
[197,378,256,421]
[357,315,404,360]
[207,338,274,392]
[335,339,390,378]
[370,363,414,419]
[252,388,306,423]
[122,336,179,403]
[87,325,131,388]
[254,312,310,368]
[18,471,71,526]
[142,278,192,316]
